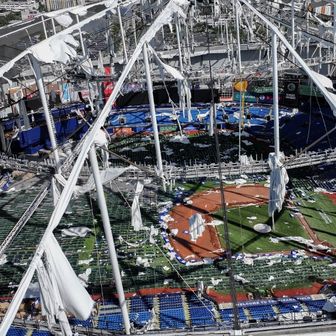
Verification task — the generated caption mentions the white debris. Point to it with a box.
[167,251,176,260]
[78,258,94,265]
[194,143,211,148]
[170,135,190,144]
[211,278,223,286]
[270,236,330,250]
[136,256,150,267]
[163,242,172,250]
[207,219,223,226]
[234,274,249,284]
[132,146,147,152]
[78,268,92,287]
[61,227,92,237]
[243,258,254,266]
[149,225,159,244]
[234,178,247,185]
[0,254,7,265]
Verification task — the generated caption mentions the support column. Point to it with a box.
[175,16,184,111]
[175,16,184,75]
[89,146,131,335]
[319,43,322,71]
[238,91,243,162]
[118,6,129,64]
[272,32,280,158]
[0,123,6,152]
[41,16,48,39]
[29,55,60,170]
[142,43,164,180]
[19,99,31,130]
[225,19,230,62]
[209,104,214,137]
[185,20,191,67]
[291,0,295,48]
[334,2,336,59]
[76,14,86,56]
[235,0,242,74]
[291,0,295,63]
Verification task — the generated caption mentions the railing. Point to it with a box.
[0,181,50,257]
[0,148,335,180]
[0,153,54,174]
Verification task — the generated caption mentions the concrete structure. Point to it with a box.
[0,0,37,12]
[42,0,84,12]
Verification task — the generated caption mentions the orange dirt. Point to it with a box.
[297,215,321,245]
[167,185,269,261]
[206,289,248,303]
[272,282,323,298]
[323,192,336,205]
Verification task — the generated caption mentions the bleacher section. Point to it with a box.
[98,312,124,331]
[69,317,93,328]
[129,296,153,327]
[301,299,325,313]
[248,304,277,321]
[7,328,26,336]
[277,302,303,314]
[6,293,329,334]
[31,331,52,336]
[220,307,247,324]
[159,293,186,329]
[185,293,217,328]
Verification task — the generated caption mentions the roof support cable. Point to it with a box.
[206,7,240,331]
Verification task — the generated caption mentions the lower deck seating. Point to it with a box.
[98,313,124,331]
[7,328,26,336]
[220,307,247,323]
[32,331,52,336]
[302,299,326,312]
[248,305,276,321]
[159,293,186,329]
[277,302,303,314]
[130,311,152,327]
[189,306,216,327]
[186,294,217,327]
[160,308,186,329]
[69,318,93,328]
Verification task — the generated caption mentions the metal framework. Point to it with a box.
[0,0,336,335]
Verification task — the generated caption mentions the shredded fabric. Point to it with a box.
[268,152,289,217]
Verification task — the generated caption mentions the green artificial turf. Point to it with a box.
[215,205,309,254]
[177,180,220,193]
[298,193,336,247]
[79,234,96,262]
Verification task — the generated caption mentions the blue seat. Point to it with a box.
[160,308,186,329]
[277,302,303,314]
[185,293,216,327]
[302,299,326,313]
[130,311,152,327]
[32,331,52,336]
[248,305,276,321]
[130,296,154,312]
[7,328,26,336]
[69,318,92,328]
[98,313,124,331]
[220,307,247,323]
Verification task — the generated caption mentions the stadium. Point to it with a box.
[1,0,336,335]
